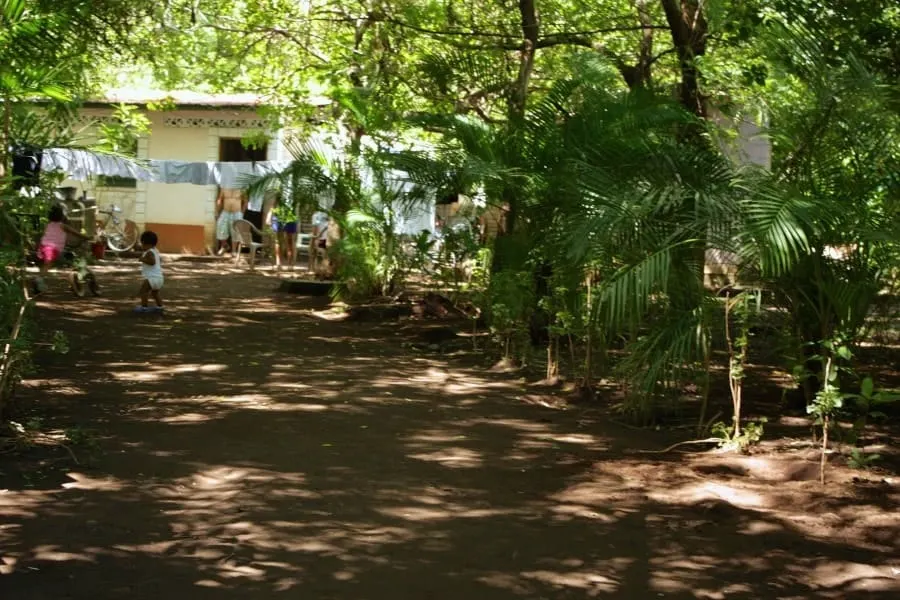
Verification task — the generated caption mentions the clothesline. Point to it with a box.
[37,148,438,236]
[41,148,292,188]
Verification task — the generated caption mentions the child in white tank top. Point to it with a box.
[135,230,164,313]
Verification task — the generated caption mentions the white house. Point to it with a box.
[60,90,328,253]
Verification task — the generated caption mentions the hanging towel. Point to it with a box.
[42,148,157,181]
[217,161,258,188]
[149,160,216,185]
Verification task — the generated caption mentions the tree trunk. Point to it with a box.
[659,0,709,281]
[529,260,552,346]
[622,0,655,89]
[546,334,559,381]
[582,272,594,391]
[0,96,10,180]
[500,0,540,238]
[659,0,708,118]
[490,0,540,277]
[509,0,540,121]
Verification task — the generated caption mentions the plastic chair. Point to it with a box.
[231,219,265,269]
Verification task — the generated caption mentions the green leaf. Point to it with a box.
[860,377,874,399]
[872,393,900,406]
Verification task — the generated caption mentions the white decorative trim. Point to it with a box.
[134,137,150,226]
[206,128,220,246]
[164,116,264,129]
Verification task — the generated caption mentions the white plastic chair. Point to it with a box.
[231,219,265,269]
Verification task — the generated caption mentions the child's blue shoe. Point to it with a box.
[134,305,164,314]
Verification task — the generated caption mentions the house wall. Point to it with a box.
[142,112,215,253]
[59,106,286,253]
[56,109,136,232]
[55,108,288,254]
[143,109,281,253]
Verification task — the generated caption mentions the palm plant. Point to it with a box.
[761,24,900,405]
[380,31,897,428]
[552,26,899,424]
[414,59,807,421]
[247,136,432,297]
[0,0,151,420]
[0,0,89,419]
[336,160,431,298]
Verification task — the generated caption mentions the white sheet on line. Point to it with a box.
[41,148,291,187]
[41,148,157,182]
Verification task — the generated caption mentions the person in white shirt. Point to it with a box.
[135,230,164,313]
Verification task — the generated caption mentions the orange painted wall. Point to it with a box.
[143,223,208,254]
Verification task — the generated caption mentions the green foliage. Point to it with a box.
[332,201,408,300]
[724,291,760,438]
[2,0,897,445]
[402,229,437,275]
[0,1,150,423]
[807,344,848,484]
[0,0,151,101]
[486,270,535,360]
[432,223,481,298]
[51,331,69,355]
[843,376,899,444]
[96,104,151,156]
[711,417,767,452]
[847,448,881,470]
[64,426,99,450]
[807,349,845,423]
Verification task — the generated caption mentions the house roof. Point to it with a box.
[87,89,331,109]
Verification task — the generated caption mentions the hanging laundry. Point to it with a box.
[41,149,157,181]
[149,160,216,185]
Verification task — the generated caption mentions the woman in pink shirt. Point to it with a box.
[34,204,89,293]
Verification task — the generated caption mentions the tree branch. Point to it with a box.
[310,14,667,42]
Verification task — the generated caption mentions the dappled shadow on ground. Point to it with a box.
[1,260,898,599]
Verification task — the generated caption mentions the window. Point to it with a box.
[219,138,268,162]
[97,175,137,188]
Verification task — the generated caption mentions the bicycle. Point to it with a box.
[31,238,101,297]
[18,221,101,298]
[66,247,100,297]
[28,242,101,298]
[96,204,139,252]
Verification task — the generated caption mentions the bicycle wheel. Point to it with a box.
[105,220,138,252]
[69,271,86,297]
[87,272,100,296]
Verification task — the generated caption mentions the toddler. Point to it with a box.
[135,231,164,312]
[33,204,90,293]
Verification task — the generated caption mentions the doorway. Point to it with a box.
[218,138,268,162]
[217,138,268,247]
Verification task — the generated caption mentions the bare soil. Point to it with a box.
[1,257,898,599]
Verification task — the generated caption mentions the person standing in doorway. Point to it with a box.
[215,187,246,255]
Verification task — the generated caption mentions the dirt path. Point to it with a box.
[1,259,898,599]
